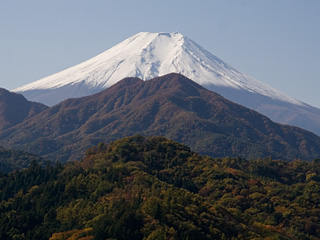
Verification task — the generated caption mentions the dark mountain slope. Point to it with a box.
[0,73,320,162]
[0,88,48,131]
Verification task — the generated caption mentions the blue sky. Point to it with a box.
[1,0,320,107]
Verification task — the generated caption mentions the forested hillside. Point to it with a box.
[2,74,320,162]
[0,146,46,173]
[0,136,319,239]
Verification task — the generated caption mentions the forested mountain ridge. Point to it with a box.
[0,136,319,239]
[1,73,320,162]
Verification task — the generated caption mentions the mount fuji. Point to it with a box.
[14,32,320,135]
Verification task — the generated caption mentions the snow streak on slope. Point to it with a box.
[14,32,304,107]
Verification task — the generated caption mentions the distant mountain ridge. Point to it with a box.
[0,88,48,131]
[3,73,320,162]
[13,32,320,136]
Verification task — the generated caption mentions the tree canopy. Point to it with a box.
[0,135,319,239]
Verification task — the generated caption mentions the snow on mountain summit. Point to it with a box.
[14,32,303,107]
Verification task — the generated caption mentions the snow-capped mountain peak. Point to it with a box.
[14,31,320,136]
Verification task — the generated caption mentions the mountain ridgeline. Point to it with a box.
[1,73,320,162]
[0,136,319,239]
[0,88,48,131]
